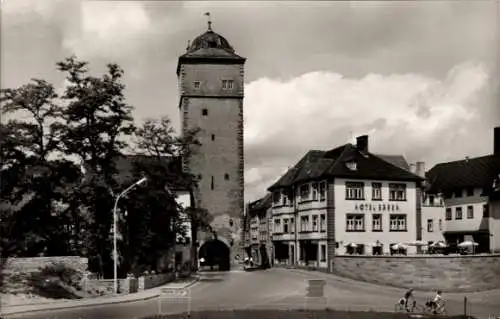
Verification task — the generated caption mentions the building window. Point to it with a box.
[389,183,406,201]
[224,173,230,181]
[345,182,364,200]
[466,187,474,196]
[467,205,474,219]
[283,218,289,233]
[320,214,326,232]
[320,245,326,262]
[211,134,215,141]
[290,218,295,233]
[222,79,234,89]
[389,214,407,232]
[428,195,435,206]
[346,161,357,171]
[372,183,382,200]
[319,181,326,201]
[372,214,382,231]
[346,214,365,231]
[211,176,214,190]
[273,219,281,233]
[427,219,433,232]
[272,191,281,206]
[300,215,309,232]
[312,215,318,232]
[300,184,310,202]
[454,189,462,198]
[483,204,489,218]
[193,81,200,89]
[312,183,318,200]
[439,219,443,231]
[445,208,452,220]
[455,207,463,220]
[282,190,288,206]
[202,108,208,116]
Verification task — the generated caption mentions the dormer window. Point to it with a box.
[193,81,200,89]
[208,40,217,48]
[346,161,357,171]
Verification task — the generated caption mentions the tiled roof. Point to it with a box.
[268,143,422,191]
[376,154,410,171]
[426,155,500,193]
[248,193,272,217]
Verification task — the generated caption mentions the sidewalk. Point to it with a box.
[0,276,199,316]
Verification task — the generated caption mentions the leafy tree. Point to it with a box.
[119,116,206,274]
[0,79,80,257]
[56,56,135,278]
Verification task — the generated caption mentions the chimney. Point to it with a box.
[409,163,416,173]
[494,127,500,156]
[356,135,369,152]
[415,161,425,178]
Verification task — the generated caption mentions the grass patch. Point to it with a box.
[140,309,478,319]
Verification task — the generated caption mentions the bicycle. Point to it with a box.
[422,300,448,316]
[395,298,425,313]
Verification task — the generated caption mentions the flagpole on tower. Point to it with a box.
[204,12,212,31]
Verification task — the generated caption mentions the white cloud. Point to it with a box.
[62,2,151,58]
[243,62,491,202]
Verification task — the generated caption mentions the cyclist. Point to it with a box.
[427,290,444,314]
[402,288,415,311]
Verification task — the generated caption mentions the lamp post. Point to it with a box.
[113,177,147,294]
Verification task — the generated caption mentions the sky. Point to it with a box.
[2,0,500,203]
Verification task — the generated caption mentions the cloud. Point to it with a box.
[243,62,492,202]
[62,2,152,59]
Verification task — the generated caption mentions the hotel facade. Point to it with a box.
[267,135,424,271]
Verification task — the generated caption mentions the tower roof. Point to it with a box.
[177,14,245,75]
[188,30,235,54]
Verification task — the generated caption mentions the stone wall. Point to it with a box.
[137,272,175,291]
[333,254,500,292]
[2,257,88,275]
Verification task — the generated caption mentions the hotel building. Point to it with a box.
[267,135,423,271]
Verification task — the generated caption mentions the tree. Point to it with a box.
[0,79,80,257]
[56,56,135,278]
[119,116,205,274]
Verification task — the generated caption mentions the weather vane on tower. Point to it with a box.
[204,12,212,31]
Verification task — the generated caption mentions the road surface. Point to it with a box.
[4,268,500,319]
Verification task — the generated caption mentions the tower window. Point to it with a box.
[211,176,214,190]
[202,108,208,116]
[193,81,200,89]
[222,80,234,89]
[224,173,230,181]
[211,134,215,141]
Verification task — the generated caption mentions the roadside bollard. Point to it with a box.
[464,296,467,318]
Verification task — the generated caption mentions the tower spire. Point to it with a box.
[204,12,212,31]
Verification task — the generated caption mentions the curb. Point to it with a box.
[0,278,199,317]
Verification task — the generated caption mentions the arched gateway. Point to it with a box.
[198,238,231,271]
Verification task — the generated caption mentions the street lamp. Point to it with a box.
[113,177,147,294]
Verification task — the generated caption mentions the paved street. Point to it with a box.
[4,268,500,319]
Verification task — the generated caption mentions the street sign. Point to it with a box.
[160,288,189,296]
[158,287,191,315]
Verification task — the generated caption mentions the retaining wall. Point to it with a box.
[1,257,88,275]
[333,254,500,292]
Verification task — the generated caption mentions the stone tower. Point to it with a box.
[177,19,245,267]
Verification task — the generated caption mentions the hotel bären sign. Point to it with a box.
[354,203,400,212]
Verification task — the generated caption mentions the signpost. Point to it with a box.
[158,287,191,316]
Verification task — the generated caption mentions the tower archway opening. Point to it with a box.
[198,239,231,271]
